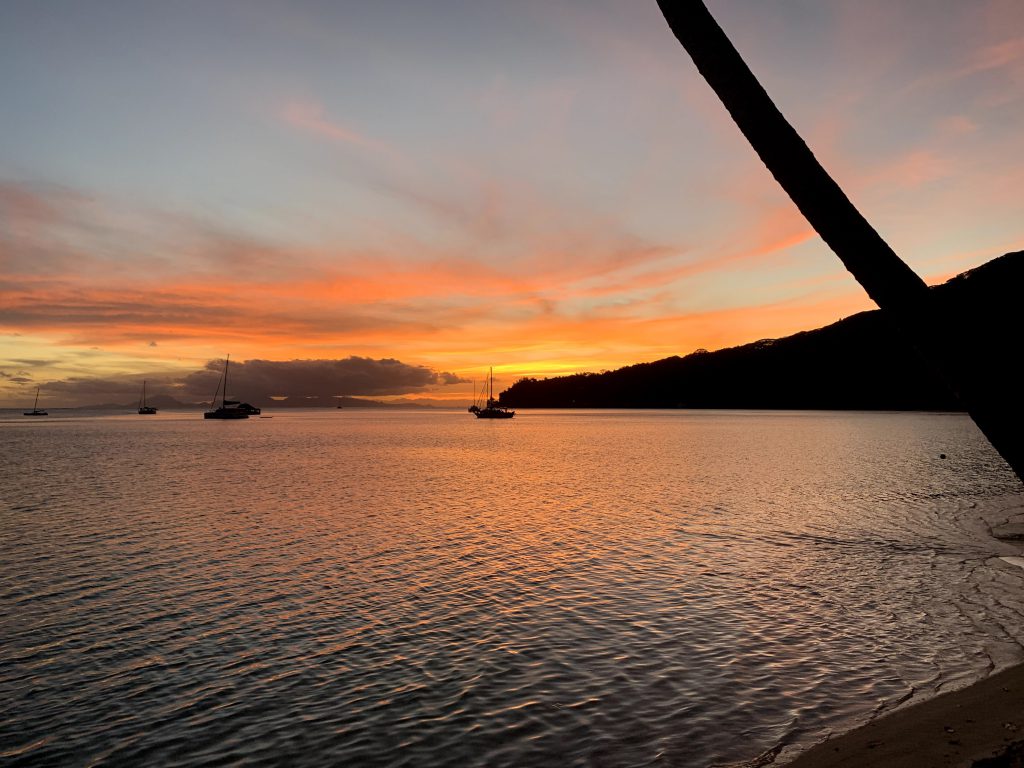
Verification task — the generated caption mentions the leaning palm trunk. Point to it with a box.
[656,0,1024,482]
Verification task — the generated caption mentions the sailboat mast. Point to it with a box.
[224,355,230,408]
[33,387,39,410]
[210,361,222,407]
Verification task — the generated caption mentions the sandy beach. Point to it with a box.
[788,497,1024,768]
[786,662,1024,767]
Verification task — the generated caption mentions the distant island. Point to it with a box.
[500,251,1022,411]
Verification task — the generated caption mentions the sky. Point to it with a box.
[1,0,1023,406]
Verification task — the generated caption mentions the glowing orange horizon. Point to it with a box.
[3,3,1024,407]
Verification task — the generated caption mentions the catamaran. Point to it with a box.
[204,355,258,419]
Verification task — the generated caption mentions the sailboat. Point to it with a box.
[204,355,256,419]
[23,386,48,416]
[138,381,158,414]
[474,367,514,419]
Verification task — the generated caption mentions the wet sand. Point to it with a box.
[786,662,1024,767]
[788,498,1024,768]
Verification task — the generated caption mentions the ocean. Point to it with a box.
[2,409,1022,766]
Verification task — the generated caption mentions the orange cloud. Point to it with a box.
[0,170,948,404]
[0,176,835,374]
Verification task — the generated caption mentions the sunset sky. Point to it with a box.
[2,0,1023,406]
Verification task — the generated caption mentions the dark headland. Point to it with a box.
[500,251,1022,411]
[503,249,1024,766]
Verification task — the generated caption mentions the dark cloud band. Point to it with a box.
[31,356,467,406]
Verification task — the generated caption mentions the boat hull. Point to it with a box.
[23,411,48,416]
[475,408,514,419]
[204,409,249,420]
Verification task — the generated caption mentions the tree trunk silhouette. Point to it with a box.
[656,0,1024,483]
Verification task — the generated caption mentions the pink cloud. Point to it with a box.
[282,101,393,155]
[936,115,979,137]
[864,149,952,190]
[960,35,1024,76]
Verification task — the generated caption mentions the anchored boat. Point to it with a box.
[473,368,514,419]
[138,381,158,414]
[23,386,47,416]
[204,355,259,419]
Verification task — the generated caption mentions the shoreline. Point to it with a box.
[784,662,1024,767]
[784,495,1024,767]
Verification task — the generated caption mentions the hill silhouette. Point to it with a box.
[501,251,1022,410]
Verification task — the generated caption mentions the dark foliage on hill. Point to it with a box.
[501,251,1022,410]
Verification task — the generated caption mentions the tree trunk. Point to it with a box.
[656,0,1024,483]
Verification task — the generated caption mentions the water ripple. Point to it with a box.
[0,409,1021,766]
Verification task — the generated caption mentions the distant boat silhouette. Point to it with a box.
[138,381,158,414]
[204,355,259,419]
[23,386,47,416]
[474,368,514,419]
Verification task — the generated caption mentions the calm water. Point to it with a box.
[2,409,1023,766]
